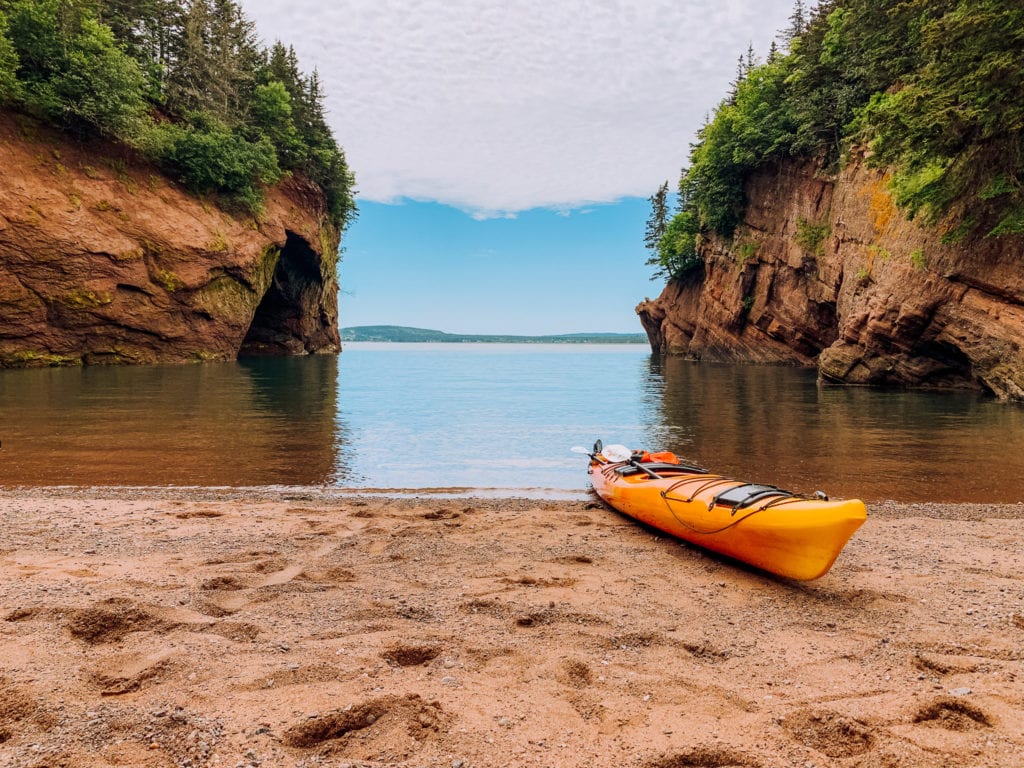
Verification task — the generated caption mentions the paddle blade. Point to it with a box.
[602,444,632,462]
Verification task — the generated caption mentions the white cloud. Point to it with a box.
[240,0,795,215]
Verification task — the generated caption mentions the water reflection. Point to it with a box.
[643,356,1024,503]
[0,356,344,486]
[2,347,1023,501]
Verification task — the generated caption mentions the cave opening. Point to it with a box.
[239,231,324,357]
[911,338,979,391]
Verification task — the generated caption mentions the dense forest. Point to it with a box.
[0,0,355,230]
[647,0,1024,281]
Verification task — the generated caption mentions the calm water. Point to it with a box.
[1,342,1023,502]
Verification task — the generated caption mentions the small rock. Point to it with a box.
[948,687,972,696]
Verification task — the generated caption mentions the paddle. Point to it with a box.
[571,445,604,463]
[573,443,664,479]
[571,439,612,463]
[601,444,666,479]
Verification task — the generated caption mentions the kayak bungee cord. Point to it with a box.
[660,494,767,536]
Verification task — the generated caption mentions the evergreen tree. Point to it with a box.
[782,0,808,46]
[94,0,180,89]
[644,181,670,252]
[207,0,258,120]
[166,0,214,115]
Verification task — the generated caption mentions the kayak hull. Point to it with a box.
[589,461,866,580]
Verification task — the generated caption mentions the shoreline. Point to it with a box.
[5,485,1024,517]
[1,489,1022,766]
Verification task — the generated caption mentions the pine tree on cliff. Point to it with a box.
[644,181,670,253]
[782,0,808,47]
[93,0,180,97]
[166,0,259,124]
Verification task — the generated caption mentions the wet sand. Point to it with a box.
[1,488,1022,767]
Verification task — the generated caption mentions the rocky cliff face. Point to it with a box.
[637,158,1024,400]
[0,114,340,368]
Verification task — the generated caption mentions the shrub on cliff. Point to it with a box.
[2,0,147,137]
[147,112,282,214]
[654,208,702,281]
[853,0,1024,236]
[0,11,18,103]
[0,0,355,231]
[652,0,1023,277]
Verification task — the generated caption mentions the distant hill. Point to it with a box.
[341,325,648,344]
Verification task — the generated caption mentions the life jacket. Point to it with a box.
[638,450,680,465]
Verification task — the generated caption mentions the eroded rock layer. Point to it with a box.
[637,159,1024,400]
[0,114,340,368]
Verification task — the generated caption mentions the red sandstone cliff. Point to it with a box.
[0,113,341,367]
[637,159,1024,400]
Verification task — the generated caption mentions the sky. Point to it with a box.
[239,0,797,334]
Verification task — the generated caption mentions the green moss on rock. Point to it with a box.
[0,350,82,367]
[61,290,113,309]
[191,274,258,323]
[153,269,185,292]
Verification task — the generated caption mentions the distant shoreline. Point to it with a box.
[340,324,649,344]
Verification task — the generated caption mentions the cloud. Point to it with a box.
[240,0,795,214]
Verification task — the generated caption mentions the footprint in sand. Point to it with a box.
[783,709,876,758]
[67,597,236,640]
[646,746,761,767]
[380,642,442,667]
[66,598,171,644]
[912,698,993,731]
[91,649,179,696]
[282,694,446,749]
[422,508,461,521]
[558,658,593,688]
[0,677,52,740]
[195,542,339,616]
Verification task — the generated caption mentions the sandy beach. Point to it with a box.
[1,488,1022,768]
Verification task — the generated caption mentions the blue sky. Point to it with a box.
[339,198,661,335]
[239,0,796,334]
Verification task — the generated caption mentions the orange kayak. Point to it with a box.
[586,443,866,580]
